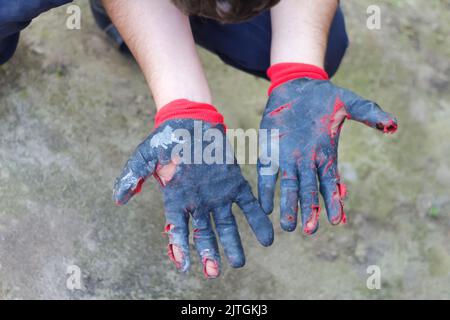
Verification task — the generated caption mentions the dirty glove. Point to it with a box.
[258,63,398,234]
[114,99,274,278]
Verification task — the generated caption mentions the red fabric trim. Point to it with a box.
[267,63,329,95]
[154,99,225,129]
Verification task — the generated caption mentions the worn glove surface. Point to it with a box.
[258,63,398,234]
[114,100,274,278]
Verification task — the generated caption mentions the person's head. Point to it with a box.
[171,0,280,23]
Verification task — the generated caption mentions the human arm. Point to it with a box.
[102,0,211,109]
[258,0,398,233]
[103,0,274,278]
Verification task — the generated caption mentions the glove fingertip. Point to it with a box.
[375,118,398,134]
[113,176,147,206]
[256,220,274,247]
[258,188,275,215]
[258,232,274,247]
[229,255,246,268]
[114,199,125,206]
[168,243,191,273]
[112,184,132,206]
[280,219,297,232]
[202,257,220,279]
[112,190,127,206]
[242,203,274,246]
[260,200,274,215]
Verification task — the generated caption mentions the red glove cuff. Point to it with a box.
[267,63,329,96]
[154,99,225,129]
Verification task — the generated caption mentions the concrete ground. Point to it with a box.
[0,0,449,299]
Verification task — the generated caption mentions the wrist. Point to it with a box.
[154,99,224,129]
[267,62,329,96]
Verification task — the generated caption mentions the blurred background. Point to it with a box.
[0,0,449,299]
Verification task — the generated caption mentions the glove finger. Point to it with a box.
[298,160,321,235]
[235,182,274,247]
[191,208,221,279]
[257,127,279,215]
[212,204,245,268]
[113,140,156,205]
[257,161,278,215]
[279,166,299,232]
[164,209,191,273]
[317,155,347,225]
[341,89,398,134]
[257,142,278,214]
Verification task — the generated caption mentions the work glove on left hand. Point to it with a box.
[258,63,398,234]
[113,99,273,278]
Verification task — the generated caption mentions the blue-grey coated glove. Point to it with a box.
[258,63,398,234]
[114,100,274,278]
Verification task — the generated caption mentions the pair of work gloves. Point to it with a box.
[113,63,398,278]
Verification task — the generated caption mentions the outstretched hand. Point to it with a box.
[114,109,274,278]
[258,73,397,234]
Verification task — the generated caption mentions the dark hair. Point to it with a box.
[171,0,280,23]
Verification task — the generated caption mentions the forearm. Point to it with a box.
[270,0,338,68]
[102,0,211,110]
